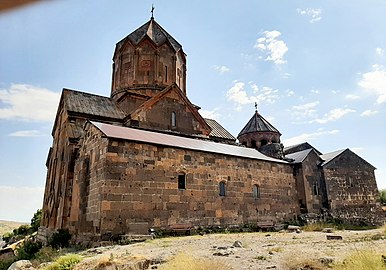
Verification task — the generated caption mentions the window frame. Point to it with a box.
[171,111,177,128]
[177,173,186,189]
[219,181,226,196]
[253,184,260,199]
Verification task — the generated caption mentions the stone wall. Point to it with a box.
[322,150,384,225]
[299,151,325,213]
[131,87,210,136]
[70,124,299,238]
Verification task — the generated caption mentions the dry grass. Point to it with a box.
[302,222,333,232]
[0,220,27,235]
[158,253,231,270]
[284,254,325,270]
[74,254,150,270]
[333,250,386,270]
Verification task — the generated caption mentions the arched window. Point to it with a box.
[253,184,260,199]
[171,112,176,127]
[219,181,226,196]
[313,183,319,195]
[178,173,186,189]
[251,140,257,148]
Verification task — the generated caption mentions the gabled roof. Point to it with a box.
[91,121,288,164]
[205,118,236,141]
[63,89,126,119]
[116,18,182,53]
[238,111,281,138]
[283,142,322,155]
[319,149,346,166]
[52,88,126,135]
[128,83,211,136]
[320,148,376,169]
[285,148,314,163]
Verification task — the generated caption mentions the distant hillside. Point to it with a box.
[0,220,28,236]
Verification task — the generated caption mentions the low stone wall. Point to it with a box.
[330,204,385,226]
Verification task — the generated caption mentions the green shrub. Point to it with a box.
[34,246,60,263]
[16,239,43,260]
[30,209,42,232]
[49,229,71,249]
[2,232,14,243]
[13,224,31,236]
[0,257,17,270]
[44,254,82,270]
[380,189,386,205]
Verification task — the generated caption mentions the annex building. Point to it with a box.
[40,17,383,242]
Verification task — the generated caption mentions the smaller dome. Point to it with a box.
[238,111,281,138]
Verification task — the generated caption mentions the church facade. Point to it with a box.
[40,17,383,242]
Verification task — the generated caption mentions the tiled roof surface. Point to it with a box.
[117,19,182,52]
[285,148,313,163]
[320,149,346,166]
[92,121,287,164]
[205,118,236,141]
[238,111,281,137]
[63,89,126,120]
[283,142,322,155]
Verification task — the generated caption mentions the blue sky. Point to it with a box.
[1,0,385,222]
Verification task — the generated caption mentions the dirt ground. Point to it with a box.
[75,229,386,270]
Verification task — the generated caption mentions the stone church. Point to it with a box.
[40,16,383,242]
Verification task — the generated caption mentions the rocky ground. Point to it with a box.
[68,228,386,270]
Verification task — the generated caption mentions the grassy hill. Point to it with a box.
[0,220,28,236]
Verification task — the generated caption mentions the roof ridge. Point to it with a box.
[238,111,281,137]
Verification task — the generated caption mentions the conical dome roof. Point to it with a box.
[116,18,182,52]
[238,111,281,138]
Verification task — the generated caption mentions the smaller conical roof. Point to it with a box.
[116,18,182,52]
[238,111,281,138]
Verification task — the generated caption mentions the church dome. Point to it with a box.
[238,110,281,137]
[111,17,187,100]
[237,109,281,150]
[115,18,183,53]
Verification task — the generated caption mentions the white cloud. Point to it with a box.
[376,48,384,56]
[283,129,339,147]
[213,65,230,74]
[311,108,355,124]
[200,108,221,121]
[310,89,319,94]
[291,101,319,119]
[293,101,320,111]
[286,90,295,96]
[9,130,44,137]
[0,84,60,122]
[226,82,251,106]
[358,64,386,104]
[345,94,360,100]
[254,30,288,65]
[297,8,322,23]
[283,73,292,79]
[360,109,378,117]
[0,186,44,222]
[226,81,279,110]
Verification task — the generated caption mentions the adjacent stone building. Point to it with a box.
[40,17,383,242]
